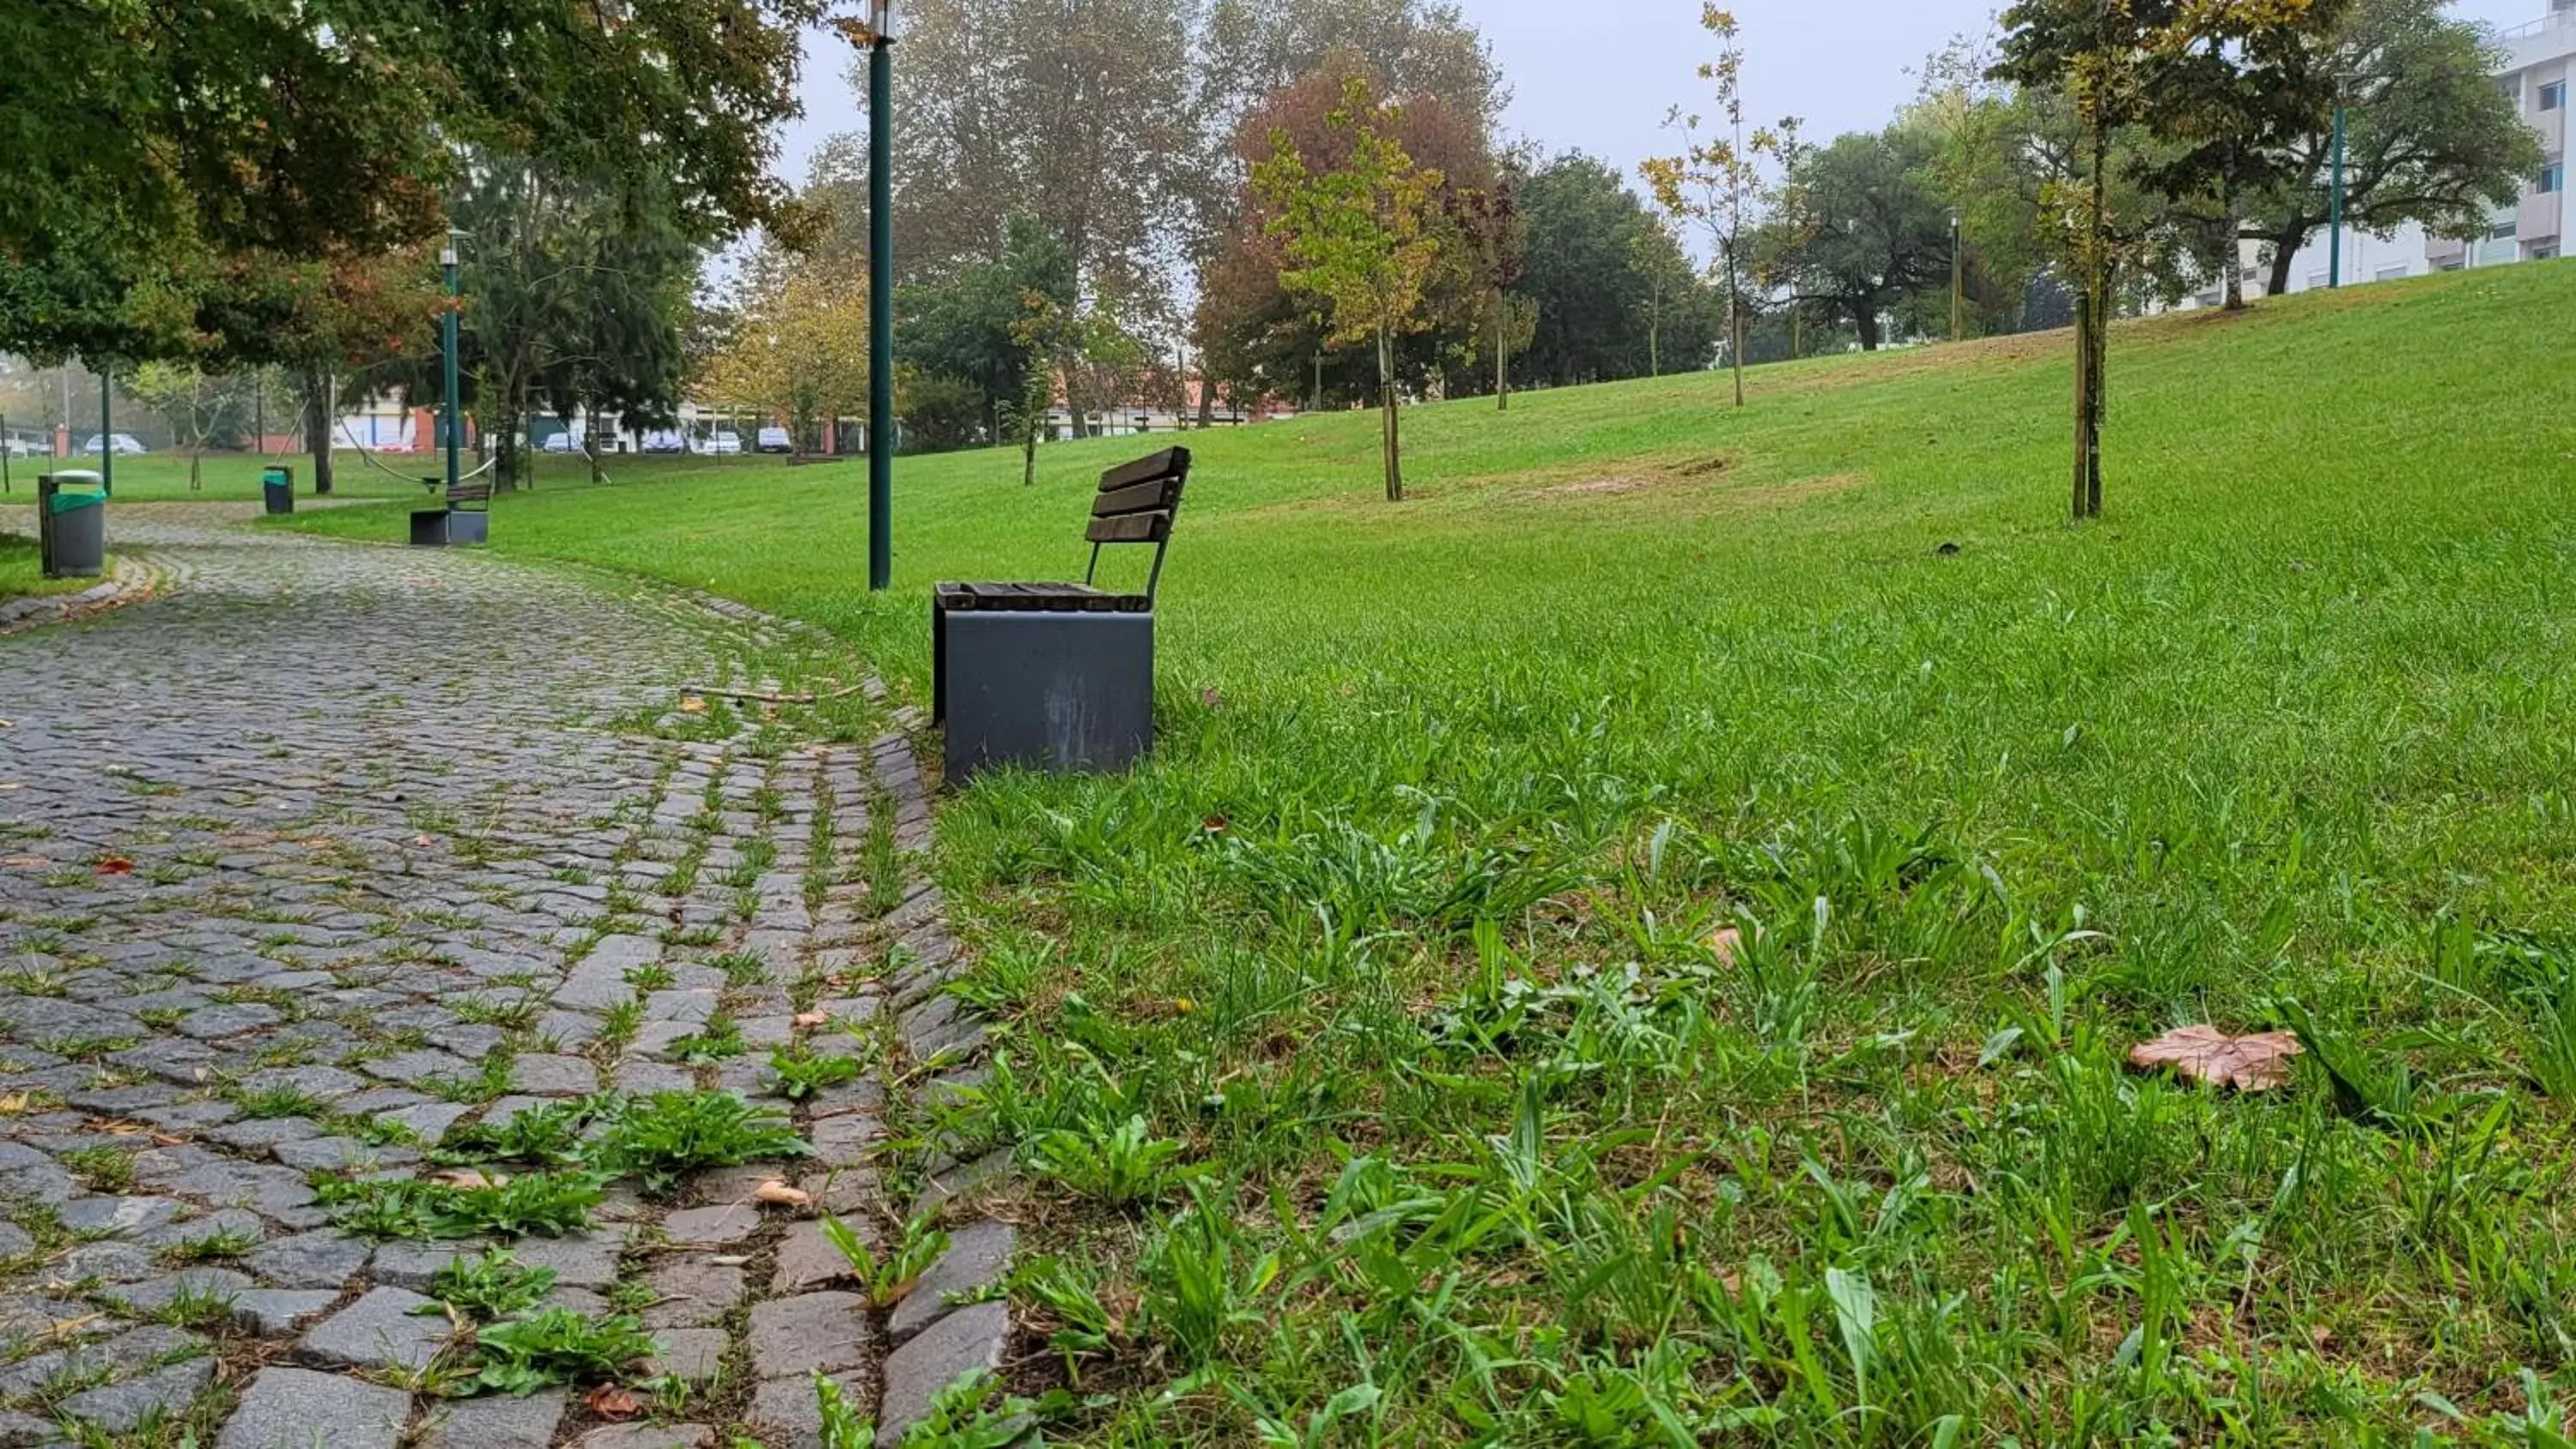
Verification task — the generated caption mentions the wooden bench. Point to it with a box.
[410,471,493,547]
[933,446,1190,780]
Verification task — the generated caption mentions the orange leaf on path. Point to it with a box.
[1706,926,1742,966]
[793,1011,829,1028]
[753,1180,811,1210]
[2127,1025,2303,1091]
[97,857,134,875]
[585,1384,642,1420]
[677,696,708,714]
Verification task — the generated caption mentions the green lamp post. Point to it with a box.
[442,229,464,495]
[866,0,896,591]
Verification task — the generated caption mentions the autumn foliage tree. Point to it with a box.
[1643,6,1801,410]
[704,264,872,462]
[1254,78,1448,503]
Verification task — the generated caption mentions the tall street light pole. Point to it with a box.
[1949,210,1964,343]
[2328,95,2348,288]
[866,0,896,591]
[442,231,463,495]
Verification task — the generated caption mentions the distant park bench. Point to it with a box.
[411,470,492,547]
[933,446,1190,781]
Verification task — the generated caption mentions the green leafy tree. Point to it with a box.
[1254,77,1448,503]
[126,366,240,492]
[1511,156,1716,385]
[897,218,1078,446]
[1772,126,1955,350]
[1642,6,1801,409]
[704,265,872,464]
[1994,0,2338,519]
[0,0,822,368]
[1455,185,1528,410]
[2243,0,2543,298]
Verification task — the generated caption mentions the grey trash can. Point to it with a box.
[37,471,107,578]
[261,464,294,515]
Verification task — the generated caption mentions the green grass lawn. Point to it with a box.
[0,530,93,604]
[291,262,2576,1442]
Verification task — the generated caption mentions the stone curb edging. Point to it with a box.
[671,587,1020,1448]
[0,552,182,634]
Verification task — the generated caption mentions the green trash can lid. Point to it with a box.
[263,468,289,484]
[43,470,106,512]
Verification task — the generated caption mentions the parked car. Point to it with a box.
[756,427,792,454]
[82,433,149,456]
[640,430,688,455]
[539,433,580,453]
[706,431,743,456]
[2,437,39,457]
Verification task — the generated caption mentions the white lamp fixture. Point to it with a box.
[869,0,896,40]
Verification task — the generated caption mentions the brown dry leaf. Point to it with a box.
[2,856,47,870]
[793,1010,829,1028]
[434,1169,509,1190]
[1706,926,1743,966]
[96,857,134,876]
[585,1384,642,1420]
[752,1180,811,1210]
[2127,1025,2304,1091]
[677,696,708,714]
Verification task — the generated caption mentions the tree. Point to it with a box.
[1255,78,1448,503]
[1643,7,1801,410]
[2243,0,2541,298]
[703,266,872,464]
[1994,0,2336,519]
[1775,126,1955,349]
[127,366,240,493]
[1199,59,1497,418]
[1,0,822,369]
[1455,185,1527,409]
[1509,156,1716,385]
[897,218,1078,445]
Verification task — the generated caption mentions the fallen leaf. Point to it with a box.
[3,855,49,869]
[434,1169,508,1190]
[585,1384,642,1420]
[677,696,708,714]
[413,834,435,848]
[1200,688,1223,710]
[1706,926,1743,966]
[2127,1024,2304,1091]
[753,1180,811,1210]
[1200,815,1228,834]
[793,1011,829,1028]
[96,857,134,875]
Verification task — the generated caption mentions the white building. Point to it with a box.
[2189,0,2570,306]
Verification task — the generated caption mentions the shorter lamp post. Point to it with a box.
[441,231,464,495]
[866,0,896,591]
[1949,210,1964,343]
[2328,82,2349,288]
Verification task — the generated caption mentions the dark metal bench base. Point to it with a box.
[410,509,488,547]
[936,608,1152,785]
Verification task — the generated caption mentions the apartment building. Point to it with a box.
[2188,0,2571,306]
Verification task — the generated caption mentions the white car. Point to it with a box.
[706,431,743,456]
[639,430,688,455]
[82,433,148,456]
[756,427,792,454]
[539,433,581,453]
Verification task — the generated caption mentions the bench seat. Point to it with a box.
[932,581,1151,614]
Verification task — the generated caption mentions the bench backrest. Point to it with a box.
[449,476,495,512]
[1085,446,1189,603]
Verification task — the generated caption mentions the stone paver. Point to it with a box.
[0,513,928,1446]
[220,1367,411,1449]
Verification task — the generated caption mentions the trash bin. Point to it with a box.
[261,464,295,516]
[36,471,106,579]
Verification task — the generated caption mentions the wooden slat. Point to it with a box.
[1097,446,1190,494]
[1091,476,1183,518]
[1085,511,1170,545]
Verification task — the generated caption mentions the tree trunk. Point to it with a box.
[1311,347,1324,414]
[1791,308,1801,361]
[1856,307,1883,351]
[305,373,337,495]
[1196,379,1215,428]
[1648,307,1662,378]
[1493,299,1509,412]
[2071,288,2093,523]
[1376,324,1402,503]
[2222,205,2247,312]
[1727,276,1747,409]
[2264,233,2299,299]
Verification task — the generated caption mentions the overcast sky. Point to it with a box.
[773,0,2543,190]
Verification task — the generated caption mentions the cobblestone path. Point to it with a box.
[0,515,968,1447]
